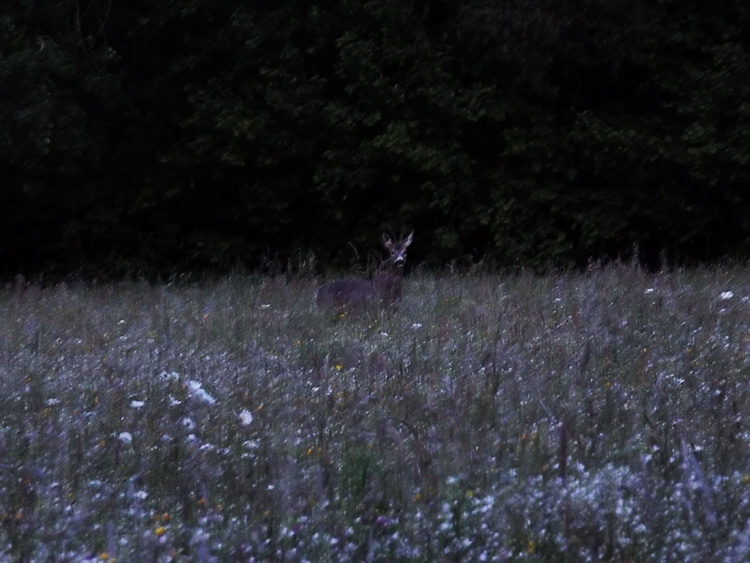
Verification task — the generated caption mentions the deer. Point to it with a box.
[316,232,413,314]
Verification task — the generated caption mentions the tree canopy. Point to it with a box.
[2,0,749,277]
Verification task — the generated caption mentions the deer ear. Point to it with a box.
[382,233,393,248]
[404,232,413,247]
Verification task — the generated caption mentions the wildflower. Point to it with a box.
[644,288,655,294]
[260,303,271,309]
[160,371,180,381]
[152,512,170,522]
[375,515,393,527]
[118,432,133,444]
[154,526,167,536]
[719,291,734,300]
[130,400,145,409]
[187,380,216,405]
[192,527,210,544]
[239,409,254,426]
[334,364,343,371]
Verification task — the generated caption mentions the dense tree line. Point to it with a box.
[1,0,749,277]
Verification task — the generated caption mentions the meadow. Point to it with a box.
[1,265,749,561]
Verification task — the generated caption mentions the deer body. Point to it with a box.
[316,233,413,313]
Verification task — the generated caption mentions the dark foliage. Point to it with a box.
[1,0,749,277]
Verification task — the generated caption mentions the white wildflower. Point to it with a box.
[239,409,254,426]
[187,380,216,405]
[644,288,655,294]
[719,291,734,300]
[130,400,145,409]
[118,432,133,444]
[191,527,210,544]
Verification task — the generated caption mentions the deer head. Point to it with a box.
[382,231,413,269]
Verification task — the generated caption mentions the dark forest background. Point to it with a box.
[1,0,749,278]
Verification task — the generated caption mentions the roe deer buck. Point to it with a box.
[316,232,413,313]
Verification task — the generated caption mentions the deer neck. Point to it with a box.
[376,257,403,277]
[372,260,404,297]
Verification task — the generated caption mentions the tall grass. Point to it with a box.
[1,265,749,560]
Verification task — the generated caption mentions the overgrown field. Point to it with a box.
[2,266,750,561]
